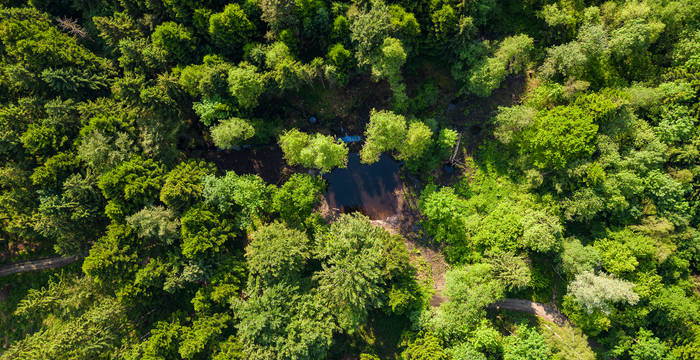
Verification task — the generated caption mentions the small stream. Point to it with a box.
[324,153,402,220]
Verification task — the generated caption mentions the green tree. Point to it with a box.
[180,206,235,260]
[350,0,391,67]
[419,186,468,246]
[246,222,311,290]
[83,223,141,290]
[503,326,551,360]
[160,160,216,212]
[433,264,504,339]
[97,157,165,221]
[398,121,433,161]
[360,109,407,163]
[209,4,255,58]
[151,22,195,64]
[567,271,639,314]
[210,117,256,149]
[326,43,353,86]
[202,171,274,227]
[272,174,325,225]
[179,314,231,359]
[278,129,348,172]
[520,106,598,170]
[227,63,266,110]
[629,329,671,360]
[371,37,408,110]
[126,206,180,246]
[401,333,448,360]
[313,213,388,332]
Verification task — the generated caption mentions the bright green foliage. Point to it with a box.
[278,129,348,172]
[360,109,407,163]
[192,98,231,126]
[272,174,325,225]
[350,0,391,67]
[2,296,128,360]
[559,238,601,279]
[401,333,448,360]
[326,43,353,85]
[180,206,235,259]
[520,106,598,170]
[235,284,335,359]
[433,264,504,340]
[278,128,310,164]
[399,121,432,161]
[419,186,468,246]
[227,63,266,110]
[629,329,670,360]
[210,117,256,149]
[135,320,183,360]
[503,326,552,360]
[30,152,78,187]
[202,171,274,226]
[372,37,406,79]
[160,160,216,212]
[97,157,165,221]
[83,223,141,289]
[431,4,458,43]
[464,35,533,96]
[151,22,195,64]
[490,252,531,291]
[437,128,459,159]
[313,213,388,332]
[209,4,254,57]
[372,37,407,110]
[179,314,231,359]
[246,222,311,290]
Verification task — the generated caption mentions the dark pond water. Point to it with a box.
[324,153,402,220]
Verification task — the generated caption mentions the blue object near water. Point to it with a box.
[309,116,317,124]
[340,135,362,143]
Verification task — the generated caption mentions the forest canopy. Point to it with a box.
[0,0,699,359]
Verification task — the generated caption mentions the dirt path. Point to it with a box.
[489,298,569,326]
[0,256,81,277]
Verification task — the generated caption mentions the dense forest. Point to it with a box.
[0,0,699,358]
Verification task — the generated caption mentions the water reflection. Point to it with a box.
[324,153,401,220]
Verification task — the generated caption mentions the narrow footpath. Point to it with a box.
[0,256,81,277]
[489,298,569,326]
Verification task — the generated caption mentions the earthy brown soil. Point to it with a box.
[206,144,294,185]
[489,298,570,326]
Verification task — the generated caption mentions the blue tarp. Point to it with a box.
[339,136,362,143]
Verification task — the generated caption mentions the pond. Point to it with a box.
[324,153,402,220]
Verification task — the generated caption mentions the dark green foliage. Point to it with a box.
[209,4,255,58]
[160,160,216,213]
[246,221,310,290]
[97,157,165,221]
[151,22,196,64]
[180,206,235,260]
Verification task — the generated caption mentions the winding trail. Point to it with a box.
[489,298,569,326]
[0,256,81,277]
